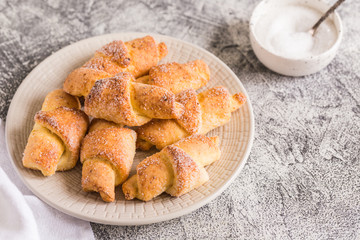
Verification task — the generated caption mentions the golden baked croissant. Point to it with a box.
[135,60,210,94]
[136,86,246,150]
[22,89,89,176]
[122,135,221,201]
[80,119,136,202]
[63,36,168,97]
[84,72,185,127]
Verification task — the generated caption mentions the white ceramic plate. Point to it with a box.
[6,32,254,225]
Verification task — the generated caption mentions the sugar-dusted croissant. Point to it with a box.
[63,36,168,97]
[122,135,221,201]
[22,89,89,176]
[80,119,136,202]
[136,86,246,150]
[135,60,210,94]
[84,72,185,127]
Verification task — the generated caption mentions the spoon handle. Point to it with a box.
[311,0,345,35]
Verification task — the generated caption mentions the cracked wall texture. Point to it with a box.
[0,0,359,239]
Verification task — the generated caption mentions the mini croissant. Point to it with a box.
[63,35,168,97]
[136,86,246,150]
[122,135,221,201]
[84,72,185,127]
[135,60,210,94]
[22,89,89,176]
[81,119,136,202]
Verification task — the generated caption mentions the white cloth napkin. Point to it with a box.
[0,120,95,240]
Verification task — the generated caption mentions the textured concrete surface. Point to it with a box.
[1,0,360,239]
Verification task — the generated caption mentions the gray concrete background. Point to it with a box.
[1,0,359,239]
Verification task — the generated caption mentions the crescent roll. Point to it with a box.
[63,35,168,97]
[135,60,210,94]
[122,135,221,201]
[81,119,136,202]
[84,72,185,127]
[136,86,246,150]
[22,89,89,176]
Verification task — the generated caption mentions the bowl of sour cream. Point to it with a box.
[249,0,343,76]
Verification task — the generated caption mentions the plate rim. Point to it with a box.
[5,32,255,225]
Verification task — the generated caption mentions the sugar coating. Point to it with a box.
[85,72,183,126]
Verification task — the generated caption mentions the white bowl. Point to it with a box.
[249,0,343,77]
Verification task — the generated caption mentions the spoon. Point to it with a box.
[309,0,346,36]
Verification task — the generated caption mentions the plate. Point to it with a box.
[5,32,254,225]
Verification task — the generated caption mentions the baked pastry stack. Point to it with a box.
[122,135,221,201]
[63,36,168,97]
[136,87,246,150]
[84,72,185,126]
[81,119,136,202]
[22,35,247,202]
[22,89,89,176]
[135,60,210,94]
